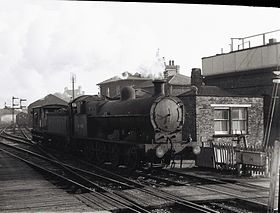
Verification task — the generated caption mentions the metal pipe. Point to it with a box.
[265,81,280,148]
[231,38,234,52]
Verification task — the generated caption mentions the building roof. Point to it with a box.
[137,80,154,88]
[136,73,191,89]
[28,94,68,111]
[97,74,152,85]
[179,85,234,97]
[167,73,191,86]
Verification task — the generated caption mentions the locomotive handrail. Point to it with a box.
[89,114,150,118]
[72,135,148,145]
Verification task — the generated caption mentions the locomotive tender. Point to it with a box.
[31,80,191,168]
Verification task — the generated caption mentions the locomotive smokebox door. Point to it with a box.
[150,96,184,143]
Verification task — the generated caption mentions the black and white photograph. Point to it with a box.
[1,1,280,212]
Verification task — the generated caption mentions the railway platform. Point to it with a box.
[0,150,110,212]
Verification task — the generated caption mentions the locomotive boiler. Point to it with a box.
[31,80,189,169]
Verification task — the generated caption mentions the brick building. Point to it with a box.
[0,108,18,124]
[177,68,264,147]
[202,33,280,145]
[54,86,85,102]
[178,89,263,147]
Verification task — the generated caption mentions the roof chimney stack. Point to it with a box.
[191,68,203,88]
[164,59,180,78]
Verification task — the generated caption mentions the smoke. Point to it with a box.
[137,49,165,80]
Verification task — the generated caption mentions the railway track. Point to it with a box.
[0,128,218,213]
[71,159,268,213]
[2,126,268,212]
[130,168,268,212]
[0,129,151,212]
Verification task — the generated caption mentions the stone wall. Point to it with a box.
[195,96,264,146]
[177,95,197,141]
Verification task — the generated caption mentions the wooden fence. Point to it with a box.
[212,142,274,176]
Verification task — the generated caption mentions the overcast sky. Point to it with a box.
[1,1,280,107]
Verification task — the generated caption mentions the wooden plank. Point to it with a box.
[84,193,119,210]
[268,140,280,212]
[1,202,93,212]
[75,194,106,210]
[118,189,172,207]
[185,194,232,201]
[0,151,93,212]
[200,184,269,198]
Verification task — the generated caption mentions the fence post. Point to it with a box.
[267,140,280,213]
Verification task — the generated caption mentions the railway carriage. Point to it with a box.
[16,112,28,127]
[31,104,69,144]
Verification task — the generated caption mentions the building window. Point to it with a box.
[214,109,229,134]
[214,107,248,135]
[231,108,247,134]
[106,87,110,97]
[116,86,120,95]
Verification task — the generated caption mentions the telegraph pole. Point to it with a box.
[71,73,76,100]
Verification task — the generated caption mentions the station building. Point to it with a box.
[202,32,280,145]
[178,69,264,147]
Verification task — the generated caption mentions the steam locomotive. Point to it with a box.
[31,80,195,168]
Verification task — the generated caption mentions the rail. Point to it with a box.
[1,130,218,212]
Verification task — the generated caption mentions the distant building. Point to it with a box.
[136,72,191,96]
[202,32,280,145]
[54,86,85,102]
[98,60,192,98]
[97,72,152,98]
[137,60,191,96]
[0,107,25,124]
[163,60,180,78]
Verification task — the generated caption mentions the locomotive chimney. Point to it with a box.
[153,79,165,96]
[191,68,203,88]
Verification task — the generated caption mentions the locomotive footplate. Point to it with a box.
[145,141,202,158]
